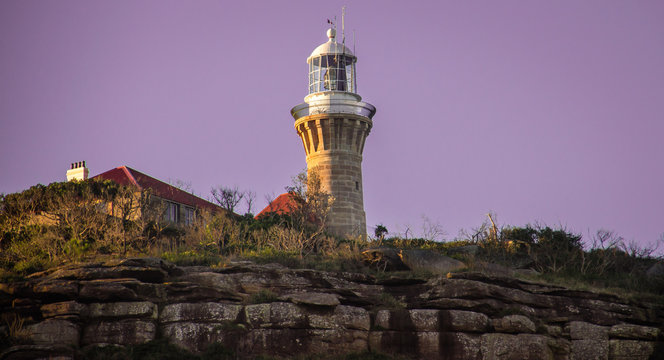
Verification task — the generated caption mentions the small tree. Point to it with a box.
[169,179,194,194]
[374,224,388,244]
[420,215,445,242]
[244,190,256,216]
[531,226,583,273]
[110,186,158,254]
[210,186,245,214]
[284,169,335,257]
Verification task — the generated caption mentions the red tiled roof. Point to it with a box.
[92,166,222,213]
[255,192,301,219]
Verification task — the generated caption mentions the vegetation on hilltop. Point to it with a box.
[457,216,664,296]
[1,178,663,297]
[0,172,351,277]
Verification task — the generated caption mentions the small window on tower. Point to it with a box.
[355,181,359,190]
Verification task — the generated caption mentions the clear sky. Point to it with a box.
[1,1,663,248]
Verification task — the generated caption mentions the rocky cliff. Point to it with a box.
[1,258,662,359]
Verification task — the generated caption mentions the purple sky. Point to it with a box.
[1,1,663,248]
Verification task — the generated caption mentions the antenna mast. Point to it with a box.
[353,29,356,56]
[342,6,346,45]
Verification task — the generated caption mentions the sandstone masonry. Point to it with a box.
[294,114,372,237]
[1,258,662,359]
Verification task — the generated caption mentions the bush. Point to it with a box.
[377,238,472,253]
[13,257,50,274]
[0,180,142,271]
[530,226,583,273]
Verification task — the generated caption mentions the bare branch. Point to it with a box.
[169,179,193,194]
[210,185,245,213]
[420,215,446,242]
[244,191,256,215]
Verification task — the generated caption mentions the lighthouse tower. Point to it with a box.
[291,26,376,238]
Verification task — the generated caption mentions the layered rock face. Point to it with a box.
[1,258,662,359]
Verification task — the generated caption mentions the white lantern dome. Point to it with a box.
[306,28,357,94]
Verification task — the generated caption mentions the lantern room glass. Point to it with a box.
[308,54,356,94]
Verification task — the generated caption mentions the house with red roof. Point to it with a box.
[66,161,224,225]
[255,192,300,219]
[255,192,322,226]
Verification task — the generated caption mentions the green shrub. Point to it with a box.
[0,267,24,282]
[64,236,94,258]
[501,226,537,244]
[13,256,50,274]
[160,250,222,267]
[530,226,583,273]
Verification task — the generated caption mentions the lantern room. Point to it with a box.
[307,28,357,94]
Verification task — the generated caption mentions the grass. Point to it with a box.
[2,213,663,302]
[160,250,223,267]
[0,267,25,283]
[3,181,662,298]
[240,248,304,268]
[536,272,664,305]
[376,238,473,252]
[0,311,32,351]
[238,248,369,274]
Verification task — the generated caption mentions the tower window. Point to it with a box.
[308,54,356,94]
[355,181,359,190]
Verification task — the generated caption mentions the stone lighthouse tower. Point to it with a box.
[291,26,376,238]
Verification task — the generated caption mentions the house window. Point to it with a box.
[184,207,195,225]
[165,202,180,222]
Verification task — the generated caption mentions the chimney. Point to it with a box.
[66,160,89,182]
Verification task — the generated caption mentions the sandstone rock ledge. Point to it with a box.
[1,258,662,359]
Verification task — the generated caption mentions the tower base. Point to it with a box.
[307,152,366,239]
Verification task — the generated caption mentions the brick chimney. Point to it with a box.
[66,161,89,181]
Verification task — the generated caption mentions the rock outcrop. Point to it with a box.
[1,257,662,359]
[361,248,466,273]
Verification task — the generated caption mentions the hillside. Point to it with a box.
[1,257,663,359]
[2,181,664,359]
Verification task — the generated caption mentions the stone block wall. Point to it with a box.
[307,152,366,237]
[294,114,372,239]
[1,258,662,359]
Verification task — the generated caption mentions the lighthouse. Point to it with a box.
[291,25,376,238]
